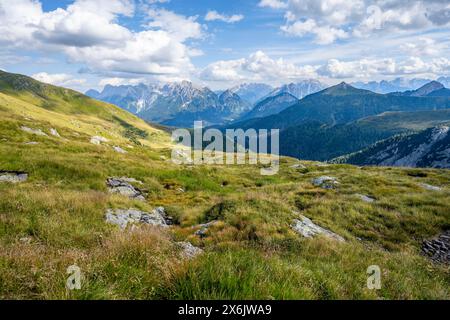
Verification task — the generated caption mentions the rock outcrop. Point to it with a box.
[0,171,28,183]
[422,231,449,264]
[107,177,145,201]
[105,207,171,230]
[312,176,339,189]
[292,216,345,242]
[177,242,203,259]
[90,136,108,145]
[21,126,47,136]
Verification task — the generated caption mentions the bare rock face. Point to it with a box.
[0,171,28,183]
[422,231,450,265]
[105,207,171,230]
[21,126,47,136]
[312,176,339,189]
[292,216,345,242]
[177,241,203,259]
[107,177,145,201]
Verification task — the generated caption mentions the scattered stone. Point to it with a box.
[290,163,306,169]
[90,136,108,145]
[292,216,345,242]
[357,194,375,203]
[422,231,449,265]
[115,177,143,185]
[420,183,442,192]
[177,242,203,259]
[113,146,127,154]
[312,176,339,189]
[177,188,185,193]
[50,128,60,137]
[24,142,39,145]
[315,162,330,167]
[0,171,28,183]
[195,221,218,238]
[19,237,32,244]
[106,177,146,201]
[105,207,171,230]
[21,126,47,136]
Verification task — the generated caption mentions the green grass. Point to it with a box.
[0,73,449,299]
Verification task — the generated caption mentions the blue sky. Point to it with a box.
[0,0,449,91]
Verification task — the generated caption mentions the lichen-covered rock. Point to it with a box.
[422,231,449,265]
[0,171,28,183]
[292,216,345,242]
[105,207,171,230]
[177,242,203,259]
[21,126,47,136]
[312,176,339,189]
[107,177,145,201]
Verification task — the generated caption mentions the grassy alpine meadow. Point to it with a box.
[0,72,449,300]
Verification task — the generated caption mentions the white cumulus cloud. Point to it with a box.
[32,72,86,87]
[205,10,244,23]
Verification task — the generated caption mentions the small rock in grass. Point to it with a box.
[177,242,203,259]
[24,142,39,145]
[357,194,375,203]
[90,136,108,145]
[312,176,339,189]
[290,163,306,169]
[21,126,47,136]
[292,216,345,242]
[194,221,218,238]
[0,171,28,183]
[113,146,127,154]
[50,128,61,137]
[419,183,442,192]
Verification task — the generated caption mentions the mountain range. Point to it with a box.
[86,80,327,127]
[84,76,450,167]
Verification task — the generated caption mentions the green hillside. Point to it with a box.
[0,71,449,300]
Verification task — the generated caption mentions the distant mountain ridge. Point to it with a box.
[229,83,273,104]
[240,92,299,120]
[262,80,326,101]
[390,81,447,97]
[87,81,253,127]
